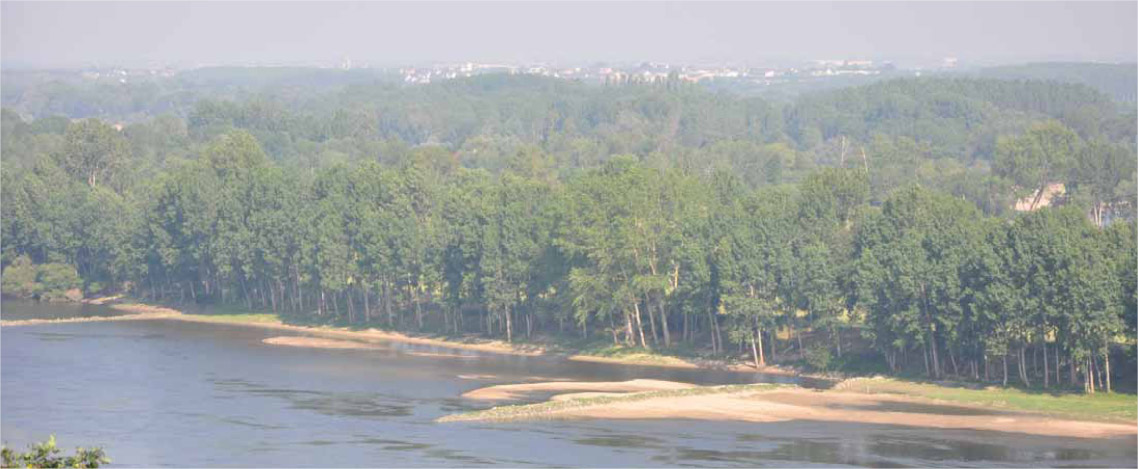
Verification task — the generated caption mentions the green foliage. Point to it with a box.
[56,119,128,188]
[1,256,82,302]
[1,435,109,468]
[804,345,833,371]
[975,62,1138,103]
[0,72,1134,393]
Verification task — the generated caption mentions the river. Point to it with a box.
[2,300,1134,467]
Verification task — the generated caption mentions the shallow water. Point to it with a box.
[2,301,1134,467]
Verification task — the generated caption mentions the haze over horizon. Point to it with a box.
[2,1,1136,70]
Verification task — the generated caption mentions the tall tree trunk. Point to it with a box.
[610,314,619,345]
[505,305,513,343]
[525,310,532,339]
[410,278,423,330]
[624,311,634,346]
[270,281,279,313]
[1032,341,1038,378]
[1055,345,1061,386]
[1086,358,1095,394]
[833,326,842,358]
[1070,350,1077,387]
[458,305,464,334]
[755,327,766,367]
[924,343,931,377]
[384,279,394,327]
[712,312,723,355]
[347,289,355,324]
[1043,339,1049,388]
[658,300,671,347]
[363,284,371,323]
[1095,355,1105,394]
[633,302,648,349]
[1002,354,1008,387]
[794,324,803,354]
[1018,346,1031,387]
[1105,350,1112,393]
[929,328,941,379]
[643,298,658,345]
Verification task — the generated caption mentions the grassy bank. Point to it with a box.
[438,383,785,422]
[834,377,1137,423]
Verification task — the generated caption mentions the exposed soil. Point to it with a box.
[462,379,697,401]
[464,381,1136,439]
[262,336,387,350]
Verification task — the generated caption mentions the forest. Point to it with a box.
[2,69,1135,393]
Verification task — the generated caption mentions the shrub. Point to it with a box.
[0,435,109,468]
[805,345,833,371]
[0,256,84,302]
[0,256,40,299]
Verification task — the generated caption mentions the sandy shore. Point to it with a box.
[262,336,388,350]
[583,389,1135,438]
[449,380,1138,439]
[462,379,697,401]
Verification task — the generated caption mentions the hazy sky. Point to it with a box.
[2,1,1135,69]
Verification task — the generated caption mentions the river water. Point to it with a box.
[2,300,1134,467]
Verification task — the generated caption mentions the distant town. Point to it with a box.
[56,57,965,87]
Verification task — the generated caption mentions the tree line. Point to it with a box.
[2,75,1134,393]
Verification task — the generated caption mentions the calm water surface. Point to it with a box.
[2,301,1134,467]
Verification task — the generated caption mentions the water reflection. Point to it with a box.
[1,300,124,320]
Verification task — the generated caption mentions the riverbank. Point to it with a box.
[440,378,1137,439]
[3,299,793,374]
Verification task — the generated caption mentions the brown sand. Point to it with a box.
[82,295,124,305]
[262,336,387,350]
[549,392,628,401]
[539,386,1135,439]
[462,379,697,401]
[405,351,479,359]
